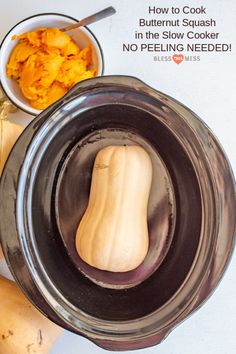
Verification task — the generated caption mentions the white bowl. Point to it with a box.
[0,13,104,115]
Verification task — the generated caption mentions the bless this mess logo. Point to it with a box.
[154,54,201,64]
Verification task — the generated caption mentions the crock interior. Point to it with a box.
[31,104,202,321]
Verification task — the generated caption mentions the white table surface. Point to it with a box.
[0,0,235,353]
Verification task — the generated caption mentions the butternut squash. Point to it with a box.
[0,92,62,352]
[76,145,153,272]
[0,91,23,259]
[0,91,23,176]
[0,115,23,176]
[0,275,62,354]
[7,28,96,110]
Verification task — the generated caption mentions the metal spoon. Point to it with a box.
[61,6,116,32]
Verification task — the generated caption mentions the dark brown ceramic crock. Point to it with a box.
[0,76,235,351]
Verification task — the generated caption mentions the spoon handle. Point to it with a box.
[61,6,116,32]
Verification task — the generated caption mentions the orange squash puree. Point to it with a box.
[7,28,96,109]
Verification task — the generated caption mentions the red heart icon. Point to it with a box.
[172,54,184,64]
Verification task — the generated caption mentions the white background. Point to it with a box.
[0,0,235,353]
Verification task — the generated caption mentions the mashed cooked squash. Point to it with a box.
[7,28,96,109]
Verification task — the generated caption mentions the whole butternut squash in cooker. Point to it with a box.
[0,275,62,354]
[76,145,153,272]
